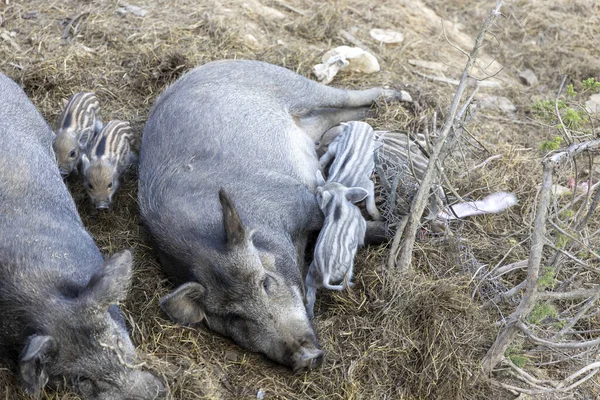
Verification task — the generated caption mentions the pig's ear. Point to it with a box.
[81,153,91,171]
[346,187,368,204]
[19,335,58,396]
[160,282,206,325]
[82,250,133,308]
[219,188,250,247]
[315,169,326,186]
[78,128,93,149]
[317,190,333,210]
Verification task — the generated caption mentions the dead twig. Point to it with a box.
[389,1,505,272]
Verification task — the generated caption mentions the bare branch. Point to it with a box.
[493,260,528,278]
[552,290,600,340]
[538,287,600,301]
[414,71,501,87]
[391,2,505,272]
[472,154,503,171]
[481,159,553,374]
[516,321,600,349]
[554,75,573,144]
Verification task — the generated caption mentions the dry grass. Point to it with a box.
[1,0,599,398]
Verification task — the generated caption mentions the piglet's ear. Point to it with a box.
[82,250,133,308]
[346,187,368,204]
[160,282,206,326]
[315,169,326,186]
[317,190,332,210]
[78,128,93,149]
[81,153,91,171]
[19,335,57,397]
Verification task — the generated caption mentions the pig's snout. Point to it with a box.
[292,344,324,373]
[96,201,110,210]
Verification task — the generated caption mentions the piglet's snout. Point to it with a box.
[96,201,110,210]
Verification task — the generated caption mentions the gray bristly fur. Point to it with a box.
[305,178,368,319]
[0,74,164,399]
[138,59,402,372]
[53,92,103,177]
[81,120,137,210]
[319,121,381,220]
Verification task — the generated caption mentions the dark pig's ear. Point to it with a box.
[81,250,133,309]
[219,189,250,247]
[19,335,58,396]
[160,282,207,325]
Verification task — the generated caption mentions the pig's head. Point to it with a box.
[81,154,119,210]
[160,189,323,372]
[53,122,94,177]
[18,250,165,399]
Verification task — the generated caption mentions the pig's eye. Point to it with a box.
[76,377,95,394]
[262,275,274,295]
[107,182,113,189]
[69,150,77,158]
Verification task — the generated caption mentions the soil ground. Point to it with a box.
[1,0,600,399]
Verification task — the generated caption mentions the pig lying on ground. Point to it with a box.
[0,73,165,399]
[138,60,406,371]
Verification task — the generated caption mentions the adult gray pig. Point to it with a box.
[0,74,165,399]
[138,60,401,372]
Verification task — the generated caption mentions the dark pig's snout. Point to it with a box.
[292,342,324,373]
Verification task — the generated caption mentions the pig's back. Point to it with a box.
[0,74,102,285]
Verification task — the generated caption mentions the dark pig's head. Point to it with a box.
[160,189,323,372]
[18,250,165,399]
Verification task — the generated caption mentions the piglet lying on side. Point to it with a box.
[319,121,381,221]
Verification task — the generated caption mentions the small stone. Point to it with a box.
[244,33,260,48]
[518,69,538,86]
[369,28,404,44]
[22,11,39,20]
[224,350,238,362]
[116,3,148,17]
[479,96,516,113]
[585,93,600,114]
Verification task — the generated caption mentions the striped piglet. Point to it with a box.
[81,120,137,209]
[319,121,381,220]
[53,92,103,176]
[305,171,368,319]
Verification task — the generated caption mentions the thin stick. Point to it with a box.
[391,1,505,272]
[538,287,599,301]
[554,75,573,144]
[481,160,553,374]
[516,321,600,349]
[551,290,600,339]
[472,154,503,171]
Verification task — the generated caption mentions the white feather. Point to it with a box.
[438,191,517,220]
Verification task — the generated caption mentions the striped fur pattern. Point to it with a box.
[305,179,368,319]
[81,120,137,209]
[319,121,381,220]
[53,92,103,176]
